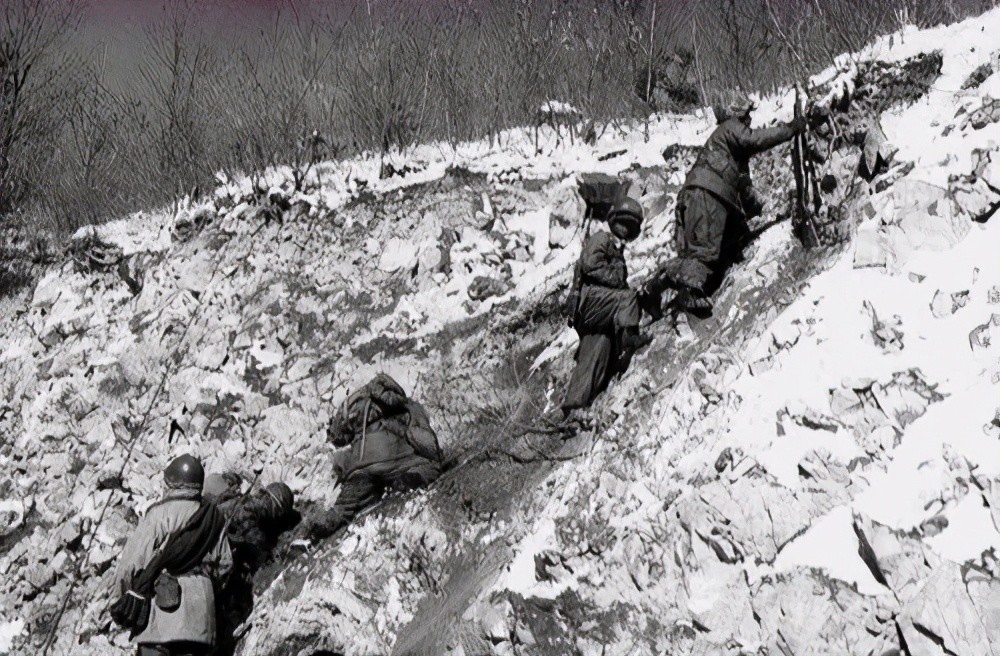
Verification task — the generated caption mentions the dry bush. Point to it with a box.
[0,0,81,217]
[1,0,997,247]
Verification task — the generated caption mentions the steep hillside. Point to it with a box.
[3,10,1000,656]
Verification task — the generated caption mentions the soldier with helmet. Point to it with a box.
[202,475,296,656]
[561,196,657,414]
[110,454,232,656]
[649,92,807,314]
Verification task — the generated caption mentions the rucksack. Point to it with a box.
[341,374,441,462]
[564,174,632,323]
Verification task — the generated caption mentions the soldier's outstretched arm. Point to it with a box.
[733,120,802,156]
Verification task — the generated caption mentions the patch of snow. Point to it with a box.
[772,506,889,596]
[0,619,25,653]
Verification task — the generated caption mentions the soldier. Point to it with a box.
[652,93,806,314]
[110,454,231,656]
[204,477,296,656]
[307,374,442,540]
[561,197,656,415]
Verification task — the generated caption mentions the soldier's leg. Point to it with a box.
[577,287,640,332]
[561,332,614,413]
[307,471,383,539]
[676,188,728,280]
[138,646,168,656]
[388,456,442,491]
[707,209,753,294]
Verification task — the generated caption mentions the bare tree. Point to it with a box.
[0,0,80,214]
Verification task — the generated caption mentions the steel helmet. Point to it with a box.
[164,454,205,491]
[714,91,755,123]
[608,197,644,241]
[264,482,295,518]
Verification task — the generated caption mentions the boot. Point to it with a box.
[638,288,664,322]
[618,326,653,352]
[638,266,681,322]
[674,286,713,317]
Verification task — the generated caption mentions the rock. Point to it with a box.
[378,237,420,273]
[860,119,896,180]
[969,314,1000,351]
[534,551,571,583]
[752,573,895,656]
[69,229,124,272]
[641,192,670,222]
[171,206,215,242]
[480,600,512,643]
[749,356,776,376]
[962,97,1000,130]
[549,187,584,249]
[514,623,536,646]
[770,322,801,352]
[919,514,948,537]
[0,499,26,538]
[930,289,970,318]
[827,370,944,439]
[898,563,1000,655]
[855,180,970,271]
[468,276,512,302]
[474,192,497,230]
[864,301,904,352]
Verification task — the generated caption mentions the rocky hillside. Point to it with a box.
[3,10,1000,656]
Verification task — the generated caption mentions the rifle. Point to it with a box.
[792,84,821,247]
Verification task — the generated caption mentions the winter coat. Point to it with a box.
[579,231,628,290]
[683,118,797,215]
[331,400,441,482]
[113,488,232,647]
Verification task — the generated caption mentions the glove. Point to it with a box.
[789,116,808,134]
[807,104,829,128]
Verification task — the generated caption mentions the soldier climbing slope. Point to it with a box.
[650,93,807,314]
[109,454,232,656]
[307,373,443,540]
[561,197,657,415]
[203,475,296,656]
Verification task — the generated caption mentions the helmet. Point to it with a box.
[608,197,644,241]
[264,482,295,518]
[714,91,755,123]
[164,454,204,491]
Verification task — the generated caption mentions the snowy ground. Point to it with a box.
[2,7,1000,656]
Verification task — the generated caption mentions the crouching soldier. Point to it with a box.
[307,373,443,540]
[110,454,232,656]
[203,476,296,656]
[651,93,806,313]
[561,197,656,415]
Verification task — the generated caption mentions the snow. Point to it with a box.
[5,7,1000,654]
[772,506,889,596]
[539,100,581,117]
[0,620,25,653]
[925,492,1000,563]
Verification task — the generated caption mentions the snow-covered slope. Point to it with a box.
[2,9,1000,656]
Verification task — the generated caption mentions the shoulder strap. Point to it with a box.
[130,501,225,594]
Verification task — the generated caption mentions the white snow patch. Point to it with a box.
[772,506,889,596]
[925,493,1000,563]
[0,619,25,653]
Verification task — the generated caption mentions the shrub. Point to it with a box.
[0,0,996,244]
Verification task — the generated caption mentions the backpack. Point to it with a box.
[341,374,441,462]
[564,174,632,323]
